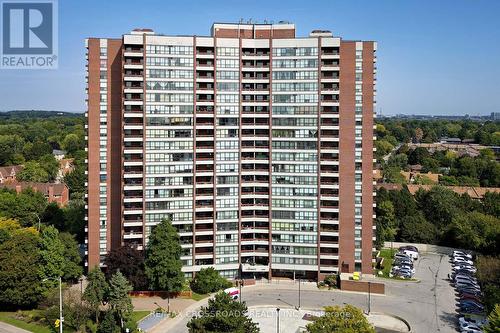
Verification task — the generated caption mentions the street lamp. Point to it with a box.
[367,281,371,314]
[276,307,280,333]
[43,276,63,333]
[298,278,301,310]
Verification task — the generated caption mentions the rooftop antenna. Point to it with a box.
[239,18,244,23]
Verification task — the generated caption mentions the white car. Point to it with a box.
[458,316,487,327]
[454,251,473,259]
[460,322,482,331]
[454,257,474,266]
[402,249,419,260]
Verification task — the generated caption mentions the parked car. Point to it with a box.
[401,249,419,260]
[459,321,483,332]
[453,257,474,266]
[453,250,473,259]
[458,316,487,327]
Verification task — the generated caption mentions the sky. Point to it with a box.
[0,0,499,116]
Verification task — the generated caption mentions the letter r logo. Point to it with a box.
[2,2,53,54]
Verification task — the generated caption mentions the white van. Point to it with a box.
[224,287,240,300]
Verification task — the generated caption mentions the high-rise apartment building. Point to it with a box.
[85,22,376,280]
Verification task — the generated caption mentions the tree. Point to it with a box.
[38,153,60,182]
[374,201,397,249]
[83,267,109,323]
[415,186,459,229]
[64,165,86,195]
[38,226,65,292]
[408,147,430,165]
[444,212,500,254]
[62,199,86,242]
[104,245,148,290]
[306,304,375,333]
[98,310,120,333]
[187,292,259,333]
[0,134,25,165]
[0,230,42,308]
[483,192,500,218]
[58,232,82,282]
[414,127,424,142]
[399,214,436,244]
[483,304,500,333]
[17,161,49,182]
[0,188,48,227]
[190,267,232,294]
[62,133,83,155]
[145,218,184,311]
[108,271,133,329]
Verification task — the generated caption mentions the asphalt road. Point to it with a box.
[159,252,458,333]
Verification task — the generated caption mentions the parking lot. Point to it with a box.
[156,251,460,333]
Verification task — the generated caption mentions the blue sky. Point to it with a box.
[0,0,499,115]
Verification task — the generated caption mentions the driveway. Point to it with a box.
[153,252,457,333]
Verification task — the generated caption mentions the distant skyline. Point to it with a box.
[0,0,499,115]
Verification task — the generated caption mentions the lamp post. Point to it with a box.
[298,278,301,310]
[368,281,371,314]
[276,307,280,333]
[43,276,63,333]
[239,279,243,303]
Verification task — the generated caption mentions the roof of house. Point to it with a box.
[0,165,23,178]
[401,171,441,183]
[406,184,500,199]
[0,182,68,196]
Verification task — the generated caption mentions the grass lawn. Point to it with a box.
[0,311,52,333]
[191,292,209,301]
[131,310,150,323]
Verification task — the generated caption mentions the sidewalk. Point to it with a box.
[0,322,30,333]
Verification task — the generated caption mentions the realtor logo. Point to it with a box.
[1,0,58,69]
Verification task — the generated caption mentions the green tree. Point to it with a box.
[38,226,65,292]
[0,229,42,308]
[83,267,109,323]
[62,133,83,155]
[62,199,86,242]
[187,292,259,333]
[64,165,86,195]
[0,188,48,227]
[306,304,375,333]
[408,147,430,165]
[415,186,459,229]
[98,310,120,333]
[374,201,397,249]
[108,271,133,329]
[483,304,500,333]
[444,212,500,253]
[59,232,82,282]
[17,161,49,182]
[483,192,500,218]
[38,153,60,182]
[375,140,394,160]
[145,218,184,311]
[399,214,436,244]
[0,134,25,165]
[190,267,232,294]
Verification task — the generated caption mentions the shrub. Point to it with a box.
[190,267,232,294]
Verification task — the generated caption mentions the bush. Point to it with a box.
[190,267,232,294]
[323,274,339,289]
